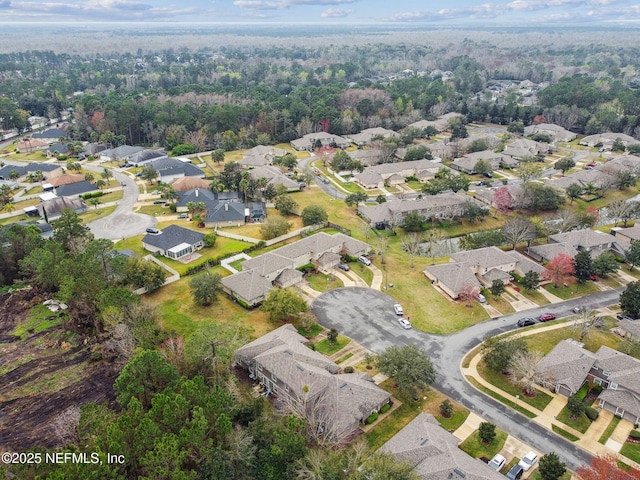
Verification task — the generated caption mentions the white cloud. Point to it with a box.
[320,7,354,17]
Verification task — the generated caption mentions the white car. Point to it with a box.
[518,451,538,471]
[488,454,506,471]
[397,318,412,329]
[393,304,404,316]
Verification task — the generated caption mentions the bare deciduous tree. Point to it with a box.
[401,232,423,268]
[508,350,550,396]
[104,323,136,366]
[501,218,537,250]
[423,228,447,265]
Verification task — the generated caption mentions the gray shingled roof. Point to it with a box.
[142,224,205,250]
[537,340,595,394]
[506,250,546,275]
[451,246,515,271]
[149,157,205,178]
[619,319,640,339]
[221,269,274,303]
[381,413,505,480]
[423,262,481,297]
[55,181,98,197]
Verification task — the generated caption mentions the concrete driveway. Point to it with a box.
[312,286,626,471]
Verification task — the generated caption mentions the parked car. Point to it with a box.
[617,313,635,321]
[538,313,556,322]
[145,227,160,234]
[397,317,412,329]
[484,172,493,178]
[476,180,489,186]
[476,293,487,303]
[358,255,371,266]
[120,181,127,186]
[177,213,188,219]
[573,305,586,314]
[322,178,330,184]
[153,200,166,204]
[518,451,538,471]
[517,317,536,328]
[393,304,404,315]
[585,163,597,170]
[505,464,524,480]
[338,263,350,271]
[488,454,506,471]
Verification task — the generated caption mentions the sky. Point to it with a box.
[0,0,638,25]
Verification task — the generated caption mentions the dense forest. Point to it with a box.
[1,26,640,152]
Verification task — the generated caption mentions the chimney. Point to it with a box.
[195,189,199,197]
[224,202,228,211]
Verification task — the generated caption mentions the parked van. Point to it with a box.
[358,255,371,266]
[476,293,486,303]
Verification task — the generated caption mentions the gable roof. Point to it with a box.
[48,174,85,187]
[423,262,481,297]
[451,246,515,271]
[221,269,274,303]
[31,127,68,140]
[142,224,205,250]
[381,413,504,480]
[549,229,618,250]
[248,166,299,190]
[128,149,167,165]
[37,196,87,217]
[148,157,205,178]
[170,176,212,192]
[54,180,98,197]
[537,340,595,394]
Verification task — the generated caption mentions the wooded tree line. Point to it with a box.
[3,41,640,150]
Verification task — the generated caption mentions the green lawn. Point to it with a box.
[313,335,350,355]
[556,405,591,433]
[459,428,508,460]
[352,263,373,286]
[620,441,640,464]
[296,323,323,338]
[306,272,344,292]
[466,376,536,418]
[545,281,600,300]
[529,471,572,480]
[599,415,622,444]
[13,304,63,339]
[552,424,580,441]
[487,294,515,314]
[477,360,553,411]
[366,402,421,451]
[78,206,117,222]
[520,288,551,305]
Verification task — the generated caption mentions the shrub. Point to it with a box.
[591,384,603,395]
[440,399,454,418]
[478,422,496,444]
[629,430,640,440]
[380,403,391,414]
[343,366,354,373]
[57,154,67,161]
[365,412,379,424]
[576,383,589,401]
[585,407,599,421]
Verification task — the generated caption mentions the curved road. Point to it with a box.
[85,166,156,240]
[312,286,625,471]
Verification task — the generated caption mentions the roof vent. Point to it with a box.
[195,189,198,197]
[339,382,347,389]
[296,365,304,372]
[420,437,429,445]
[453,468,465,478]
[225,202,229,211]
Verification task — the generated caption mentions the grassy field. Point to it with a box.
[459,428,508,460]
[78,205,117,222]
[551,424,580,442]
[466,376,536,418]
[306,272,344,292]
[477,360,553,411]
[487,294,515,314]
[520,288,551,305]
[521,318,625,356]
[599,415,622,444]
[620,441,640,464]
[556,405,591,433]
[144,272,272,340]
[545,281,600,300]
[313,335,350,355]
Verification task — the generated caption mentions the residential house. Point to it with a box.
[47,174,85,187]
[527,229,622,263]
[451,150,517,174]
[221,232,371,306]
[31,127,68,143]
[170,176,211,192]
[348,148,381,167]
[358,193,483,227]
[141,224,205,260]
[53,180,99,198]
[175,189,266,228]
[580,133,640,150]
[423,246,543,299]
[524,123,576,142]
[127,149,168,166]
[595,155,640,176]
[247,165,300,191]
[82,142,108,158]
[345,127,399,147]
[617,319,640,343]
[239,145,288,168]
[381,413,505,480]
[234,324,390,441]
[290,132,350,151]
[502,138,548,160]
[546,168,616,191]
[538,340,640,424]
[611,225,640,249]
[0,162,62,182]
[16,138,49,152]
[99,145,144,162]
[407,113,465,133]
[45,142,69,158]
[353,159,443,190]
[147,157,205,184]
[36,196,87,220]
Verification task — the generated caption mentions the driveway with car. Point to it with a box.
[312,286,626,470]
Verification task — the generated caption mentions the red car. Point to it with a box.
[539,313,556,322]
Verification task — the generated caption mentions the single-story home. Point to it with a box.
[221,232,371,306]
[345,127,399,147]
[239,145,288,168]
[53,180,99,198]
[31,127,68,143]
[247,166,300,192]
[611,225,640,248]
[174,189,266,228]
[142,224,205,260]
[170,176,211,192]
[502,138,548,160]
[580,133,640,150]
[523,123,576,142]
[381,412,505,480]
[353,159,443,190]
[538,340,640,424]
[527,229,622,263]
[617,319,640,343]
[0,162,63,182]
[358,193,484,227]
[36,196,87,220]
[99,145,144,162]
[290,132,351,151]
[451,150,517,174]
[235,324,390,441]
[127,149,168,166]
[147,157,205,184]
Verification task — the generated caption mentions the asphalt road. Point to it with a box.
[86,167,156,241]
[312,286,626,471]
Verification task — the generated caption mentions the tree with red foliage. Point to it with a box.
[493,187,513,215]
[458,282,480,307]
[576,454,640,480]
[542,253,576,288]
